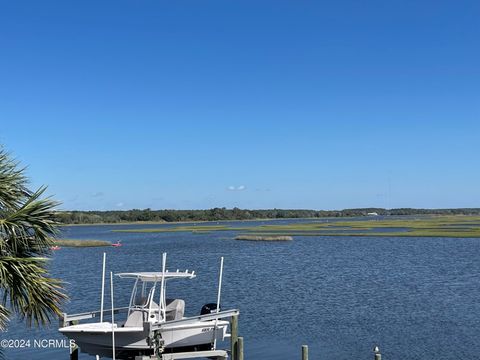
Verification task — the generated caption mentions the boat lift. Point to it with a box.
[60,253,241,360]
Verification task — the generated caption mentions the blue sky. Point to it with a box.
[1,1,479,210]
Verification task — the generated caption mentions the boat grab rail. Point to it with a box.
[60,306,130,326]
[151,309,239,330]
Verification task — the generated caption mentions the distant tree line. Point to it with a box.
[53,207,480,224]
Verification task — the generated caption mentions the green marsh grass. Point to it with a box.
[109,216,480,238]
[54,239,112,247]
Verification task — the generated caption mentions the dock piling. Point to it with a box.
[373,346,381,360]
[230,315,238,360]
[68,320,79,360]
[237,337,244,360]
[302,345,308,360]
[69,346,78,360]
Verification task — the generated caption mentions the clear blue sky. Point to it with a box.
[1,1,479,210]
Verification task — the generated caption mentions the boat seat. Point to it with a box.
[165,299,185,321]
[124,300,159,327]
[124,299,184,325]
[124,309,147,327]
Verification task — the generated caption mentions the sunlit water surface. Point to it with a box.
[3,219,480,360]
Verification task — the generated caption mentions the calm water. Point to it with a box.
[3,219,480,359]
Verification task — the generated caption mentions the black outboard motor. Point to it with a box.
[200,303,220,315]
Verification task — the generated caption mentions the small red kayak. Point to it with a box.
[111,241,122,247]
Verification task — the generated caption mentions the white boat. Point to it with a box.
[59,254,238,359]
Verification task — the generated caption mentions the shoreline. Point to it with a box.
[57,214,444,227]
[101,215,480,238]
[59,216,329,227]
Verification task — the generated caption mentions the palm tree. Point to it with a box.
[0,147,67,331]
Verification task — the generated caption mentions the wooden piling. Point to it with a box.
[237,336,244,360]
[68,320,79,360]
[70,341,79,360]
[230,315,238,360]
[302,345,308,360]
[374,346,381,360]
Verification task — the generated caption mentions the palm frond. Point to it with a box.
[0,304,10,331]
[0,257,67,328]
[0,186,60,256]
[0,148,31,210]
[0,147,66,331]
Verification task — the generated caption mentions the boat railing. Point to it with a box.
[60,306,130,326]
[152,309,239,330]
[61,307,239,328]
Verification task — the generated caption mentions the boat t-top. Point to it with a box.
[59,253,238,359]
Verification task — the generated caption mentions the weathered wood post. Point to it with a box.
[237,336,244,360]
[374,346,381,360]
[70,346,79,360]
[231,315,238,360]
[302,345,308,360]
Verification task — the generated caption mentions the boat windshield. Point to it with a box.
[120,270,195,321]
[132,281,156,308]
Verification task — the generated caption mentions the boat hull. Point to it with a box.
[59,320,229,358]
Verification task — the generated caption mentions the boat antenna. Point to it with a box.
[213,256,224,350]
[100,252,106,323]
[159,252,167,321]
[111,271,116,360]
[216,257,224,314]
